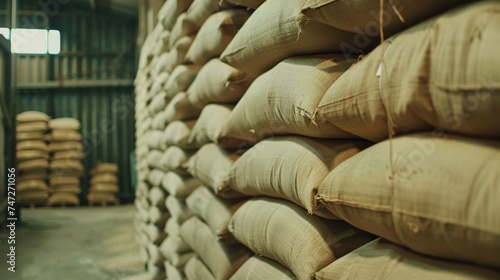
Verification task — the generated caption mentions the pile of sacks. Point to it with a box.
[16,111,51,206]
[88,162,120,205]
[47,118,83,207]
[135,0,500,279]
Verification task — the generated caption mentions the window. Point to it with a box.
[0,28,61,54]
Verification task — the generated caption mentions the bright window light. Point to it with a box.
[0,28,9,40]
[11,28,48,54]
[48,30,60,54]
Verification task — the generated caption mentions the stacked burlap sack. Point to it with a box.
[88,162,120,205]
[47,118,83,207]
[16,111,51,206]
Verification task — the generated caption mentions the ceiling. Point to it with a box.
[69,0,139,17]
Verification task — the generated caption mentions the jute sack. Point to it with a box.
[51,150,84,161]
[19,190,49,203]
[49,118,81,130]
[314,2,500,141]
[165,35,195,73]
[221,55,357,146]
[162,120,197,149]
[160,236,192,261]
[220,0,371,76]
[48,142,83,153]
[186,59,252,109]
[50,176,80,187]
[18,159,49,172]
[18,171,48,181]
[161,171,201,198]
[184,256,216,280]
[185,0,224,34]
[16,132,44,141]
[184,143,242,198]
[186,186,246,238]
[149,206,170,227]
[165,195,193,223]
[91,173,118,184]
[228,136,371,218]
[158,0,193,32]
[90,183,119,193]
[16,140,48,151]
[160,146,193,174]
[181,217,252,280]
[48,130,82,142]
[16,122,48,133]
[189,104,241,148]
[17,150,49,162]
[164,64,201,100]
[91,162,118,175]
[229,198,376,280]
[50,160,84,172]
[87,192,119,204]
[169,13,196,49]
[151,111,168,130]
[17,180,48,192]
[48,192,79,206]
[316,132,500,269]
[164,92,203,123]
[52,185,81,194]
[16,111,50,123]
[231,256,297,280]
[221,0,265,9]
[165,261,188,280]
[315,238,500,280]
[184,10,251,66]
[149,186,167,208]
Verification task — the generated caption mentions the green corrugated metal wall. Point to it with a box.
[17,87,136,203]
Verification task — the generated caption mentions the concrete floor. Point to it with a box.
[0,205,148,280]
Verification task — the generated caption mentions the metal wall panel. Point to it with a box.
[17,87,136,203]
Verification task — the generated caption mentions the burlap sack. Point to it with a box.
[147,169,165,187]
[48,142,83,153]
[186,59,251,109]
[181,217,252,280]
[228,136,370,218]
[160,236,192,262]
[231,256,297,280]
[16,140,48,151]
[49,130,82,142]
[91,172,118,184]
[165,261,188,280]
[160,146,193,173]
[50,176,80,187]
[165,218,181,237]
[164,92,203,122]
[147,261,166,280]
[52,185,81,194]
[222,0,265,9]
[184,143,242,198]
[16,132,44,141]
[185,0,223,33]
[221,55,357,147]
[220,0,370,76]
[163,120,197,149]
[150,72,170,97]
[185,10,251,66]
[159,0,188,32]
[87,192,119,204]
[149,186,167,208]
[48,192,79,206]
[91,162,119,175]
[165,195,193,223]
[316,132,500,269]
[147,242,165,266]
[146,224,167,245]
[51,150,84,161]
[229,198,376,280]
[152,53,170,78]
[315,239,500,280]
[164,64,201,99]
[90,183,118,193]
[149,91,168,115]
[165,35,195,72]
[50,160,84,172]
[151,111,168,130]
[169,13,195,49]
[18,171,48,181]
[49,118,81,130]
[148,150,164,170]
[186,186,246,238]
[18,159,49,172]
[19,190,49,203]
[149,206,170,227]
[147,130,165,150]
[16,122,48,133]
[16,111,50,123]
[188,104,240,148]
[161,172,201,198]
[314,2,500,141]
[17,180,48,192]
[184,256,216,280]
[17,150,49,162]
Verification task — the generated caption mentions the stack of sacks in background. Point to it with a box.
[16,111,51,206]
[88,162,120,206]
[219,0,499,278]
[47,118,83,207]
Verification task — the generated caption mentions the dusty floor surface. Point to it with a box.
[0,205,148,280]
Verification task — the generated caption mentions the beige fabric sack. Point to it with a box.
[18,159,49,172]
[186,59,251,109]
[164,64,201,99]
[314,2,500,141]
[16,111,51,123]
[149,91,168,115]
[18,171,48,181]
[17,180,48,192]
[16,122,48,133]
[160,235,192,260]
[165,195,193,223]
[228,136,370,218]
[184,143,242,198]
[181,217,252,280]
[50,176,79,187]
[185,0,223,34]
[147,169,165,187]
[169,13,195,49]
[165,218,181,237]
[165,35,195,72]
[185,10,251,66]
[148,150,164,170]
[163,120,197,149]
[184,256,216,280]
[158,0,194,31]
[164,92,203,123]
[164,252,195,270]
[49,130,82,142]
[165,261,187,280]
[189,104,240,148]
[231,256,297,280]
[16,140,48,151]
[49,118,81,130]
[90,183,119,193]
[19,190,49,203]
[50,160,83,171]
[17,150,48,162]
[221,55,357,147]
[146,260,166,280]
[51,150,84,161]
[222,0,265,9]
[160,146,193,174]
[146,224,167,245]
[316,132,500,269]
[48,142,83,153]
[48,192,79,206]
[147,130,165,150]
[149,206,170,227]
[147,242,165,266]
[220,0,370,76]
[186,186,246,238]
[91,162,118,175]
[161,171,201,198]
[149,186,167,208]
[150,72,170,98]
[315,238,500,280]
[229,198,376,280]
[91,172,118,184]
[151,111,168,130]
[16,132,44,141]
[52,185,81,194]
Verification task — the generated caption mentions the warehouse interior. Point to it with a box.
[0,0,499,279]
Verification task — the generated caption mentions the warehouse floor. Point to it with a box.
[0,205,147,280]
